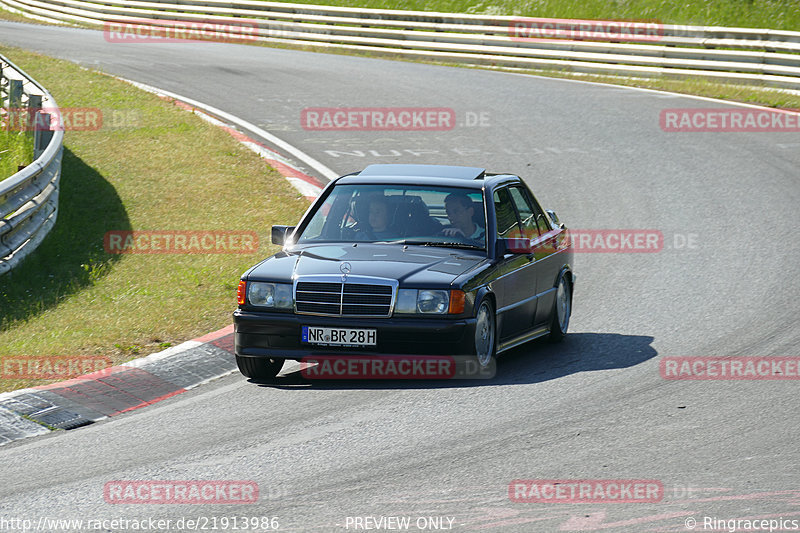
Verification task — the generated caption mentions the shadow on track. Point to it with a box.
[251,332,657,390]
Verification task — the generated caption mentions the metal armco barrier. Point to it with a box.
[1,0,799,89]
[0,54,63,275]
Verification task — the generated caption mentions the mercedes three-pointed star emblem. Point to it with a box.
[340,261,352,281]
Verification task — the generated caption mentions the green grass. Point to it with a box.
[0,6,38,24]
[0,45,310,392]
[0,128,33,178]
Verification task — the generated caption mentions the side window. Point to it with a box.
[536,213,551,235]
[508,186,540,239]
[301,193,337,240]
[493,188,521,238]
[299,189,352,241]
[529,194,553,235]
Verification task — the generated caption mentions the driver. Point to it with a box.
[353,193,394,241]
[368,196,393,240]
[442,192,483,241]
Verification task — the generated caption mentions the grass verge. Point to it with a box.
[0,7,37,24]
[0,128,33,178]
[0,45,310,393]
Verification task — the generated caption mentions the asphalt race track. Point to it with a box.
[1,20,799,532]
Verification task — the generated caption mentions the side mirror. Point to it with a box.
[495,237,532,256]
[546,210,564,229]
[271,225,296,245]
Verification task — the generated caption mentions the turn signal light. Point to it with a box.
[237,280,247,305]
[448,290,466,314]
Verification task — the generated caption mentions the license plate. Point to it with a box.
[302,326,377,346]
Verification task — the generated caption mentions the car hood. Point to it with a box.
[247,244,486,286]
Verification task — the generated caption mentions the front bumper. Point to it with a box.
[233,309,477,360]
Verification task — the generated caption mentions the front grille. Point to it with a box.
[295,278,395,317]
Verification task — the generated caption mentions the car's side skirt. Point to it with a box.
[497,325,550,354]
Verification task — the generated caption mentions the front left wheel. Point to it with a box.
[236,356,284,380]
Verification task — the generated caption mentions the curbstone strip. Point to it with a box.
[0,389,105,429]
[0,325,239,446]
[0,405,51,443]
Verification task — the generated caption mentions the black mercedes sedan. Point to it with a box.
[233,164,574,380]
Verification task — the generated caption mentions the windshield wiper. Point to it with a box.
[383,240,484,250]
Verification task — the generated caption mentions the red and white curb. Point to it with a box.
[0,325,238,445]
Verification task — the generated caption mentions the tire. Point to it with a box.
[236,356,284,380]
[473,299,497,369]
[548,272,571,342]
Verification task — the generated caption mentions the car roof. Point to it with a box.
[359,164,486,180]
[335,164,520,189]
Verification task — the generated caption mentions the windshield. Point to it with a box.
[296,184,487,250]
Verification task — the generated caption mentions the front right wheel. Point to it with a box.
[548,272,571,342]
[474,299,497,369]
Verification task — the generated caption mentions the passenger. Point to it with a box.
[443,192,484,241]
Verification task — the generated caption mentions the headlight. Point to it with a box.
[395,289,452,315]
[418,290,449,314]
[247,282,293,309]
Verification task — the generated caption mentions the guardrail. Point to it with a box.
[0,54,63,276]
[1,0,800,90]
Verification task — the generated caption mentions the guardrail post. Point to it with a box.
[27,94,42,142]
[33,112,52,160]
[27,94,42,109]
[8,79,22,108]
